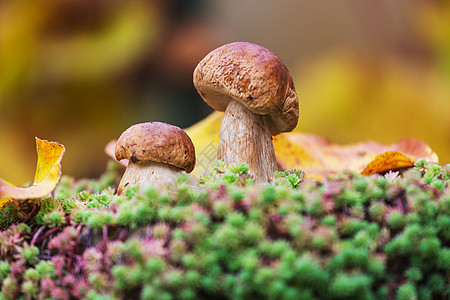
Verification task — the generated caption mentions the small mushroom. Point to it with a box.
[193,42,299,182]
[115,122,195,195]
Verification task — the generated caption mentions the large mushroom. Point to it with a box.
[193,42,299,182]
[115,122,195,195]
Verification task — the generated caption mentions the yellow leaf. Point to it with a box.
[105,112,438,182]
[273,134,321,170]
[361,151,416,175]
[185,111,222,176]
[0,138,65,207]
[276,133,438,180]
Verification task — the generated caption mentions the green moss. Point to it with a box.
[35,261,56,279]
[1,159,449,299]
[396,282,417,300]
[0,262,11,281]
[330,273,373,299]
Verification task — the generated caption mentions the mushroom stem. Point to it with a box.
[117,161,182,195]
[218,100,278,182]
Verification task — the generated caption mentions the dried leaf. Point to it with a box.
[0,138,65,207]
[361,151,416,175]
[184,111,222,176]
[105,112,439,181]
[272,134,321,170]
[276,133,438,180]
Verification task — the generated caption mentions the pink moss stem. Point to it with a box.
[31,226,47,246]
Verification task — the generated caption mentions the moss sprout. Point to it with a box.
[396,282,417,300]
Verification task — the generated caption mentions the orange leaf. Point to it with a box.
[185,111,222,176]
[273,134,321,170]
[361,151,416,175]
[105,113,439,181]
[275,133,438,181]
[0,138,65,207]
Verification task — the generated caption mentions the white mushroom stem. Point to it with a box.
[117,161,182,195]
[218,100,278,182]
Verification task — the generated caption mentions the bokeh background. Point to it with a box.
[1,0,449,184]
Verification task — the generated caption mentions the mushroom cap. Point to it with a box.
[193,42,299,135]
[115,122,196,173]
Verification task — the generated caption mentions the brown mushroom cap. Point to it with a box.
[115,122,196,173]
[193,42,299,135]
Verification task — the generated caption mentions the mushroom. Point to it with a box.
[115,122,195,195]
[193,42,299,182]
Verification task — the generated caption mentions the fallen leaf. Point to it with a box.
[0,138,65,207]
[184,111,222,176]
[272,134,321,170]
[105,112,439,181]
[186,115,439,179]
[276,133,438,180]
[361,151,416,175]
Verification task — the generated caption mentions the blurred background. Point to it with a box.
[0,0,449,184]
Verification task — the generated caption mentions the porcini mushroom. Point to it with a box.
[115,122,195,195]
[193,42,299,182]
